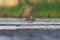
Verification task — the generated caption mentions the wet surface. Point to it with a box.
[0,29,60,40]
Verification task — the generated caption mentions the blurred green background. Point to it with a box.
[0,0,60,18]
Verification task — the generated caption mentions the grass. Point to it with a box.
[0,0,60,18]
[33,0,60,18]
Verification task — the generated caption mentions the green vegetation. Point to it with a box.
[0,0,60,18]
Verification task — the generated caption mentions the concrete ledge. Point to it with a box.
[0,18,60,29]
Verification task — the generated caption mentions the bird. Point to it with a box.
[25,16,35,23]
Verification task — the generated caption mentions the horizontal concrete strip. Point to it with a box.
[0,18,60,22]
[0,18,60,29]
[0,26,60,30]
